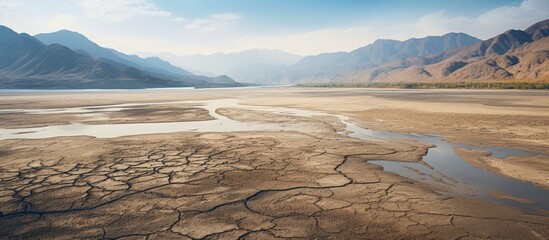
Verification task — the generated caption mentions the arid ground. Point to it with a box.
[0,87,548,239]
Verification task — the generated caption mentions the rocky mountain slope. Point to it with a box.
[264,32,480,83]
[369,19,549,82]
[278,19,549,84]
[0,26,241,89]
[35,30,194,77]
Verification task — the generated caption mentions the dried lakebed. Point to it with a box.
[1,99,547,211]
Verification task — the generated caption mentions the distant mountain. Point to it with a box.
[368,18,549,82]
[269,32,481,83]
[252,19,549,84]
[8,18,545,88]
[35,30,193,77]
[526,19,549,41]
[0,26,241,89]
[152,49,303,83]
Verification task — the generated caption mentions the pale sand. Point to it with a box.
[455,148,549,189]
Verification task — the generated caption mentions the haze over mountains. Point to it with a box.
[0,26,241,89]
[196,18,545,84]
[136,18,548,85]
[0,18,547,89]
[267,32,482,84]
[149,49,303,83]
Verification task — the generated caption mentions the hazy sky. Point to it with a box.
[1,0,548,56]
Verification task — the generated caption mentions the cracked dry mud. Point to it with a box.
[1,89,549,239]
[1,131,548,239]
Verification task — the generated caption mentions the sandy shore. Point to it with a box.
[455,148,549,189]
[240,88,549,153]
[0,105,213,129]
[0,87,548,239]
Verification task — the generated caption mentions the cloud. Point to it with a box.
[410,0,549,39]
[210,13,240,21]
[185,13,240,32]
[46,14,78,30]
[478,0,549,27]
[232,0,549,55]
[235,27,374,55]
[172,16,187,22]
[0,0,19,9]
[3,0,546,56]
[77,0,171,22]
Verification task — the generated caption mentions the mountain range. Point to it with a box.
[150,19,548,85]
[0,26,241,89]
[150,49,303,83]
[348,19,549,83]
[270,32,481,84]
[34,30,194,77]
[240,18,548,84]
[1,18,548,89]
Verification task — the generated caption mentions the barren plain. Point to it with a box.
[0,87,548,239]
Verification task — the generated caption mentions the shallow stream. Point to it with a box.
[0,99,547,210]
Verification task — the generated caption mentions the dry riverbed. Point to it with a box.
[0,87,548,239]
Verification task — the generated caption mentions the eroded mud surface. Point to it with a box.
[1,132,548,239]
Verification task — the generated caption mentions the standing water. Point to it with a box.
[0,99,547,210]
